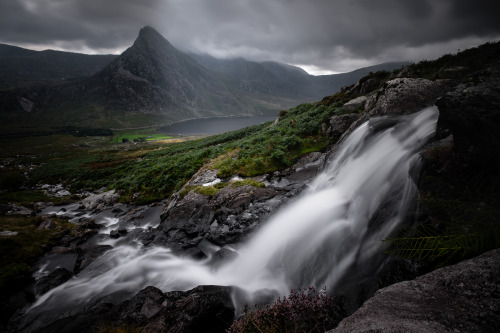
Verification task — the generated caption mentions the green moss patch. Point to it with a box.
[0,215,73,293]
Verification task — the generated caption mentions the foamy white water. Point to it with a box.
[28,107,439,317]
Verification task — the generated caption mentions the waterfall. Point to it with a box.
[25,106,439,323]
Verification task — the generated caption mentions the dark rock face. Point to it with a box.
[366,78,451,116]
[34,268,72,296]
[436,66,500,167]
[148,152,325,256]
[115,285,235,333]
[151,185,281,255]
[331,249,500,333]
[75,244,113,273]
[327,113,361,140]
[36,285,235,333]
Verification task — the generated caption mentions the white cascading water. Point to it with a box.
[26,106,438,323]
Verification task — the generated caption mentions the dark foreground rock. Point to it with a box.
[330,249,500,333]
[33,285,235,333]
[436,65,500,167]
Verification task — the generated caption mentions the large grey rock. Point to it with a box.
[34,268,72,296]
[342,96,367,112]
[366,78,451,116]
[81,190,119,211]
[118,285,235,333]
[327,113,361,140]
[33,285,235,333]
[331,249,500,333]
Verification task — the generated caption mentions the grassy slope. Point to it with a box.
[1,42,499,279]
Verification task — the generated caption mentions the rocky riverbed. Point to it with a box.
[3,57,500,332]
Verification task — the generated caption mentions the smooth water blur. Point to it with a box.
[159,115,277,136]
[27,107,439,322]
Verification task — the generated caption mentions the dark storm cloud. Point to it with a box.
[1,0,499,72]
[158,0,500,72]
[0,0,163,52]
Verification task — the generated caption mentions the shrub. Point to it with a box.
[0,170,25,191]
[228,287,345,333]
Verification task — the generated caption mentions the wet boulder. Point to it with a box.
[51,285,237,333]
[75,244,113,273]
[34,268,72,296]
[140,285,235,333]
[152,185,279,254]
[109,228,127,239]
[331,249,500,333]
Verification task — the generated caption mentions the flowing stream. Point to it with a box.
[24,106,439,325]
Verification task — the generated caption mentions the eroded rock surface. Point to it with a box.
[366,78,451,116]
[81,190,119,212]
[146,152,325,256]
[331,249,500,333]
[33,285,235,333]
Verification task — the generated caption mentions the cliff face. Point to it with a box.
[85,26,246,120]
[326,45,500,331]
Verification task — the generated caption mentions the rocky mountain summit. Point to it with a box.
[84,26,246,121]
[0,26,405,131]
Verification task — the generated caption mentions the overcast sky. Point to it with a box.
[1,0,499,74]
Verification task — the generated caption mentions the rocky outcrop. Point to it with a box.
[35,285,235,333]
[147,152,325,257]
[326,113,361,140]
[342,96,367,112]
[81,189,120,211]
[366,78,451,116]
[436,66,500,167]
[154,185,279,253]
[34,268,72,296]
[331,249,500,333]
[114,285,235,333]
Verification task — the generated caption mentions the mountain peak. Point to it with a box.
[133,26,173,50]
[138,26,161,38]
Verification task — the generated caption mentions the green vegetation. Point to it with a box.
[180,179,266,199]
[111,129,173,143]
[406,41,500,81]
[10,43,498,206]
[0,190,71,206]
[0,170,25,191]
[3,99,352,204]
[0,215,73,293]
[385,139,500,268]
[384,225,498,268]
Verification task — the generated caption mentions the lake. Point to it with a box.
[158,115,277,136]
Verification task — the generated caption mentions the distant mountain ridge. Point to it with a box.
[0,26,407,131]
[0,44,117,88]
